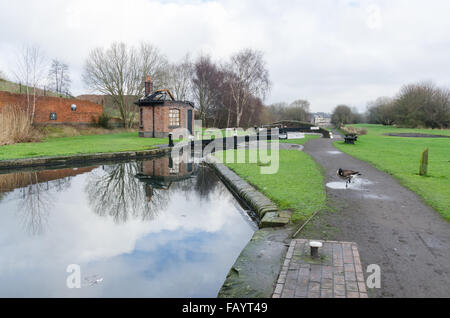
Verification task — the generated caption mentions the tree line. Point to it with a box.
[331,81,450,129]
[367,82,450,128]
[82,42,315,128]
[83,42,273,128]
[5,42,314,129]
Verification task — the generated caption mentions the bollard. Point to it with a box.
[419,148,428,176]
[168,133,174,147]
[234,135,238,150]
[310,241,323,258]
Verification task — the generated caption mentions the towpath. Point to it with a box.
[300,133,450,297]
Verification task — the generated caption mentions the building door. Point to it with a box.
[187,109,193,135]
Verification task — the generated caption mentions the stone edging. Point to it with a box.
[208,161,291,228]
[218,227,293,298]
[0,147,171,171]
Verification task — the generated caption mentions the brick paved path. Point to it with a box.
[273,239,368,298]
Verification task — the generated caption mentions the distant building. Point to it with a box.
[311,112,332,127]
[134,77,194,138]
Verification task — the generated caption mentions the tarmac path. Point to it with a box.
[302,133,450,297]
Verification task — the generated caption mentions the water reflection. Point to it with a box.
[0,167,96,235]
[0,156,256,297]
[86,162,169,223]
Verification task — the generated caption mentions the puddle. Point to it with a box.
[326,178,373,190]
[326,182,354,190]
[362,193,392,200]
[327,151,342,155]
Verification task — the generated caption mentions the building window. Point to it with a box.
[139,108,143,127]
[169,109,180,127]
[50,112,57,120]
[71,104,77,111]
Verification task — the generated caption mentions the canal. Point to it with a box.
[0,155,257,297]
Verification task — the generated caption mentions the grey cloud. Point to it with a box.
[1,0,450,113]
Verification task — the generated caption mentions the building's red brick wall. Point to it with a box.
[0,91,103,125]
[140,101,194,137]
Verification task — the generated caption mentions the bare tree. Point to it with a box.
[331,105,354,126]
[367,97,395,125]
[0,69,7,81]
[366,82,450,128]
[48,59,71,96]
[17,173,53,235]
[192,55,225,126]
[13,45,47,123]
[225,49,270,127]
[288,99,311,122]
[86,162,169,223]
[265,101,311,123]
[83,42,168,128]
[167,54,193,101]
[394,81,450,128]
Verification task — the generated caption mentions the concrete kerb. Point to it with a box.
[208,159,294,298]
[208,161,292,228]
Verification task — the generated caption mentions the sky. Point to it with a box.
[1,0,450,113]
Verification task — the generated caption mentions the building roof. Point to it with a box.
[134,90,194,107]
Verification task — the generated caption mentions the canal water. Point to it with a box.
[0,156,257,297]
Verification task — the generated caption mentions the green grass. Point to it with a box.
[217,149,326,223]
[0,79,69,98]
[199,128,255,140]
[0,132,169,160]
[334,124,450,220]
[277,134,321,145]
[200,129,321,145]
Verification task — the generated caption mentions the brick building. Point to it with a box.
[0,91,103,125]
[135,77,194,138]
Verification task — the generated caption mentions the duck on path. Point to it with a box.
[337,168,362,188]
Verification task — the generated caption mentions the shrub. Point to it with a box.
[341,125,367,135]
[367,82,450,128]
[93,113,111,129]
[0,105,40,145]
[331,105,362,126]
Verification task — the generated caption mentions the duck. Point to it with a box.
[337,168,361,188]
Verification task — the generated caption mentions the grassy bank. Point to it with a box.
[217,148,326,223]
[37,125,136,139]
[0,78,68,98]
[278,134,320,145]
[334,124,450,220]
[0,132,168,160]
[200,128,255,139]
